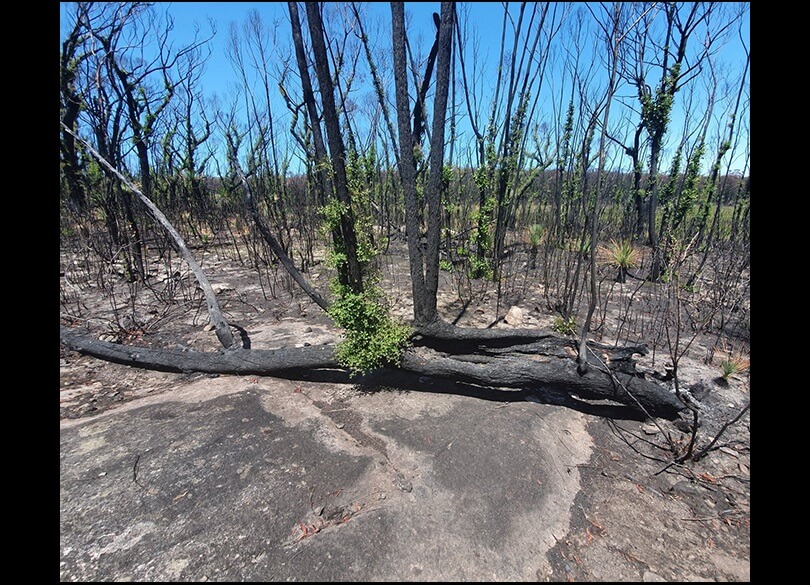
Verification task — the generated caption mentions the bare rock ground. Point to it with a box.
[60,246,749,581]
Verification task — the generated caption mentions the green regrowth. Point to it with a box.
[720,355,749,380]
[603,239,638,270]
[328,283,412,377]
[526,224,544,248]
[552,315,578,336]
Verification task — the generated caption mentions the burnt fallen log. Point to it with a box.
[399,347,683,419]
[60,326,339,376]
[60,325,685,420]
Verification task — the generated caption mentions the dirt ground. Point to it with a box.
[60,241,750,581]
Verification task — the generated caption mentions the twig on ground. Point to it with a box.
[587,346,678,453]
[691,400,750,461]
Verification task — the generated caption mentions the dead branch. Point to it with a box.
[61,123,237,350]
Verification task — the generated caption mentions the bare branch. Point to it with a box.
[62,122,237,350]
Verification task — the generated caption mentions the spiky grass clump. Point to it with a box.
[525,224,544,248]
[600,239,638,282]
[720,354,750,380]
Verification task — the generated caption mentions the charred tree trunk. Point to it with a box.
[288,2,332,208]
[412,11,442,147]
[305,1,364,294]
[392,2,429,325]
[391,2,453,327]
[60,15,88,212]
[421,3,454,324]
[647,131,664,281]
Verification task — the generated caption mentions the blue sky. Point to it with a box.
[60,2,750,176]
[157,2,468,104]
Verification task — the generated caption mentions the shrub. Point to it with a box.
[468,255,493,280]
[552,315,578,336]
[328,284,412,376]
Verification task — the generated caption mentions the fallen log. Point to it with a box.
[399,346,683,419]
[60,326,338,375]
[60,325,685,419]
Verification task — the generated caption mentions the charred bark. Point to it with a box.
[392,1,429,325]
[60,326,337,376]
[61,323,684,420]
[305,2,364,293]
[391,2,454,327]
[411,12,441,146]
